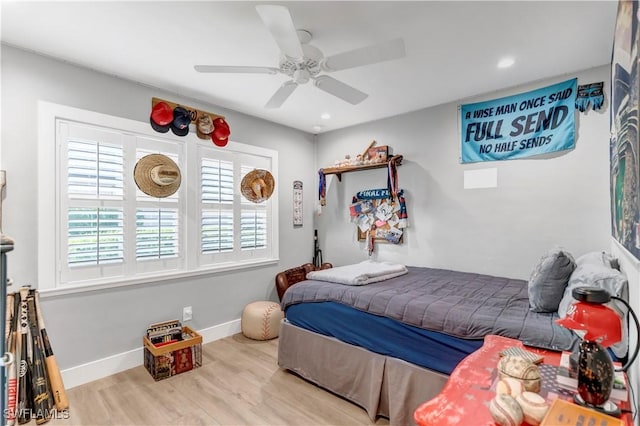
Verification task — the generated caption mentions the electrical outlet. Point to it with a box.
[182,306,193,322]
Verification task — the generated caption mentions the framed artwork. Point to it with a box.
[293,180,303,227]
[610,0,640,259]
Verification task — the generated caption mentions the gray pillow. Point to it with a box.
[528,248,576,313]
[557,262,628,358]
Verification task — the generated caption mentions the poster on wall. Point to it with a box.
[460,78,577,163]
[293,180,303,227]
[610,0,640,259]
[350,188,408,245]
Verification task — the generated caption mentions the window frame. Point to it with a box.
[38,101,279,296]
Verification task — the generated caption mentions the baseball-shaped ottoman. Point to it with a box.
[241,301,284,340]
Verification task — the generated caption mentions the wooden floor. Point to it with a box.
[48,333,390,425]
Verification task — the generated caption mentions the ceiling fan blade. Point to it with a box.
[255,5,304,59]
[313,76,368,105]
[265,81,298,108]
[194,65,279,75]
[321,38,406,72]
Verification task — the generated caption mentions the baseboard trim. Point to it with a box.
[61,319,242,389]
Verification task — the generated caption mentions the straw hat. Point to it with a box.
[134,154,181,198]
[241,169,274,203]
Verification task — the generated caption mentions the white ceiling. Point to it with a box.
[1,1,618,134]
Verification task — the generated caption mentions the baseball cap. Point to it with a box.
[212,117,230,147]
[171,106,191,137]
[150,102,173,133]
[196,114,214,140]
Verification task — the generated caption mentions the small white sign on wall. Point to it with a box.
[463,168,498,189]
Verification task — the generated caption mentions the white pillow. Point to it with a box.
[558,262,629,358]
[575,251,619,270]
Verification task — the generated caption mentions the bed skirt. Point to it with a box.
[277,320,448,425]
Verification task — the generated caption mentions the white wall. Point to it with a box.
[0,46,317,371]
[316,66,612,280]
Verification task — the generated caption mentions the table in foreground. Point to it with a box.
[413,334,633,426]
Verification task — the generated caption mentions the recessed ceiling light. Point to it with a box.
[320,113,331,120]
[497,57,515,69]
[312,125,324,132]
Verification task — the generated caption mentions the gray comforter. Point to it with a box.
[281,266,578,351]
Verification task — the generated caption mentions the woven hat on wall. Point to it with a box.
[134,154,181,198]
[241,169,274,203]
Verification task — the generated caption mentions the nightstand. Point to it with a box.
[413,335,633,426]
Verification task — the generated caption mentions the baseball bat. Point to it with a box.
[5,293,13,343]
[33,291,68,411]
[27,296,52,424]
[9,293,21,426]
[17,288,32,425]
[5,294,18,426]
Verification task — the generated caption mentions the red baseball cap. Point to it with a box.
[150,102,173,133]
[212,118,230,147]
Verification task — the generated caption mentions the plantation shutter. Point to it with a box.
[134,150,181,261]
[136,208,179,259]
[66,139,124,266]
[240,166,268,251]
[201,158,234,253]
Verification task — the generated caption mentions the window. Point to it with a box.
[197,148,271,265]
[38,102,278,293]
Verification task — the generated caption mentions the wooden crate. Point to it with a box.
[143,326,202,381]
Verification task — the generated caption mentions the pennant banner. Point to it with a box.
[460,78,577,163]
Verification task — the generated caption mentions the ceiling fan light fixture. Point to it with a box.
[293,69,311,84]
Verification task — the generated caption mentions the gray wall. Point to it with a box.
[315,66,612,280]
[1,45,317,368]
[0,45,621,380]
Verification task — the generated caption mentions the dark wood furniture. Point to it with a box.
[275,262,332,301]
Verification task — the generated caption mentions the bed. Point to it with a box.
[276,262,584,425]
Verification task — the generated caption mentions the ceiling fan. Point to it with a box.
[194,5,406,108]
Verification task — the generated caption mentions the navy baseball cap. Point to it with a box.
[171,106,191,137]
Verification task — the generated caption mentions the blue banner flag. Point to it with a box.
[460,78,577,163]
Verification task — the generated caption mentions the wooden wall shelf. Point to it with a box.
[321,155,403,182]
